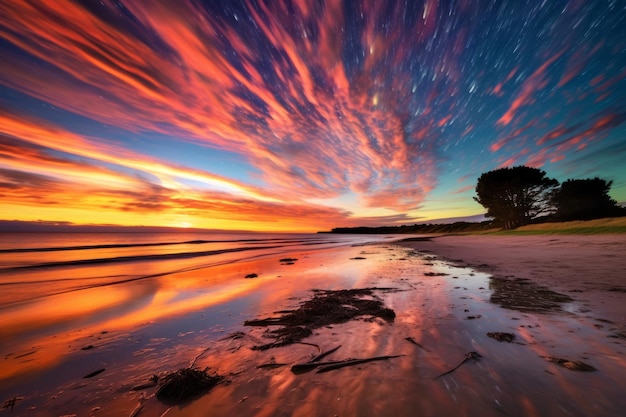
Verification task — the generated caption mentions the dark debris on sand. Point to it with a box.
[279,258,298,264]
[244,288,396,350]
[156,368,223,404]
[543,357,596,372]
[487,332,516,343]
[489,277,573,313]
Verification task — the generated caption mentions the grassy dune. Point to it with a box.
[486,217,626,235]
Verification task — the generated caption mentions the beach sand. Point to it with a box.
[2,235,625,416]
[398,234,626,326]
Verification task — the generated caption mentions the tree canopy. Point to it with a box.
[551,178,625,221]
[474,166,558,229]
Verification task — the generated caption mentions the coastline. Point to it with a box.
[2,234,626,416]
[397,234,626,326]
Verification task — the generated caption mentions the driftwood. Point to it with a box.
[131,374,159,391]
[189,347,211,368]
[83,368,105,379]
[405,337,430,351]
[296,341,321,352]
[2,396,24,411]
[128,393,147,417]
[434,351,482,379]
[291,355,403,374]
[257,363,288,369]
[309,345,341,363]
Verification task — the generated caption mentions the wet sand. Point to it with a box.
[2,236,626,416]
[399,234,626,326]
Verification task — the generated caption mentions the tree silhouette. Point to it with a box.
[551,178,625,220]
[474,166,558,229]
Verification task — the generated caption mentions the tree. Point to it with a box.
[551,178,625,221]
[474,166,558,229]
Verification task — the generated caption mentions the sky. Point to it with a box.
[1,0,625,232]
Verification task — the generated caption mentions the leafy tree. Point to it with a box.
[474,166,558,229]
[551,178,625,220]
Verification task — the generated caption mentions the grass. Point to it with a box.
[483,217,626,235]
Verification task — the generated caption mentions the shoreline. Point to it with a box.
[398,234,626,326]
[2,235,626,416]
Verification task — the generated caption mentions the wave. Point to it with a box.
[0,237,319,254]
[2,245,287,271]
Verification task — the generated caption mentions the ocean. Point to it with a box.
[0,231,403,410]
[2,232,626,416]
[0,231,395,304]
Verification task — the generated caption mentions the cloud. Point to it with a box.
[489,121,536,152]
[491,67,518,96]
[452,185,475,195]
[1,109,420,230]
[497,51,563,126]
[490,103,626,171]
[0,0,452,212]
[1,1,624,229]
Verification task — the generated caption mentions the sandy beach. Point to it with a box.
[398,234,626,326]
[1,233,625,416]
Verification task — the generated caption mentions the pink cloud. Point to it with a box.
[497,52,563,126]
[0,0,451,214]
[452,185,474,194]
[491,67,518,96]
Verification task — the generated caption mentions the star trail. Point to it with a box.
[1,0,625,231]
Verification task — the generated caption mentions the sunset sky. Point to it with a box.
[1,1,625,232]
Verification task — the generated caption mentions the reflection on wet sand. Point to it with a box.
[1,244,625,416]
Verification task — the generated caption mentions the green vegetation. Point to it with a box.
[327,217,626,235]
[328,165,626,235]
[328,221,495,234]
[551,178,624,221]
[487,217,626,235]
[473,166,625,229]
[474,166,558,229]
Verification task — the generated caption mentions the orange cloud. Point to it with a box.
[0,0,447,215]
[0,108,430,231]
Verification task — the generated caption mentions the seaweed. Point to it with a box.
[244,288,396,350]
[487,332,516,343]
[156,368,223,404]
[543,357,596,372]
